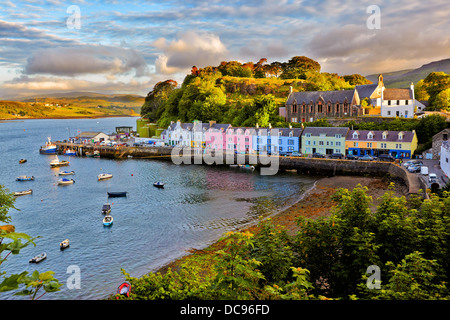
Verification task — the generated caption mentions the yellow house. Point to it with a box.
[346,130,418,159]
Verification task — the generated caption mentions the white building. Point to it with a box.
[381,83,426,118]
[76,132,110,143]
[166,121,193,147]
[440,141,450,179]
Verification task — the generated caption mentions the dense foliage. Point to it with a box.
[415,72,450,110]
[119,186,450,300]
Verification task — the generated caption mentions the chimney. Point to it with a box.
[289,86,293,94]
[209,120,216,127]
[268,123,272,129]
[256,123,259,129]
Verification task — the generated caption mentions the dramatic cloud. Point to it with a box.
[153,31,229,75]
[24,45,149,77]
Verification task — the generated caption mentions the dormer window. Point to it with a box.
[367,132,373,139]
[382,131,388,140]
[289,131,293,137]
[352,131,359,139]
[398,132,403,140]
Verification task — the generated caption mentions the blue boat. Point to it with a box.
[107,192,127,198]
[16,176,35,181]
[103,215,113,226]
[64,149,77,156]
[39,137,57,154]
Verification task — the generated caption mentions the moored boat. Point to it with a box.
[64,149,77,156]
[29,252,47,263]
[107,192,127,198]
[50,156,69,167]
[86,150,100,158]
[239,164,255,171]
[103,215,113,226]
[60,239,70,250]
[98,173,113,181]
[153,181,164,188]
[102,203,111,214]
[16,176,34,181]
[39,137,57,155]
[116,282,131,298]
[58,178,75,185]
[14,189,32,196]
[59,170,75,176]
[19,159,27,164]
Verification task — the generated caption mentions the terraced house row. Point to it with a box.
[161,120,418,159]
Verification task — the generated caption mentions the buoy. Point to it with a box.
[131,174,133,176]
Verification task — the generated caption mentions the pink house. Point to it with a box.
[225,127,255,154]
[205,123,231,151]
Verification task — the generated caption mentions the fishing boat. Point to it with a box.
[19,159,27,164]
[86,150,100,158]
[116,282,131,298]
[39,137,57,154]
[60,239,70,250]
[101,203,111,214]
[153,181,165,188]
[103,215,113,226]
[59,170,75,176]
[14,189,32,196]
[58,178,75,185]
[98,173,113,181]
[29,252,47,263]
[16,176,34,181]
[50,156,69,167]
[64,149,77,156]
[107,192,127,198]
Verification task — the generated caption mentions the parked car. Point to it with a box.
[407,165,421,173]
[312,152,325,158]
[420,166,428,175]
[329,153,344,159]
[428,173,438,183]
[290,152,302,157]
[359,154,375,161]
[345,154,358,160]
[377,154,395,162]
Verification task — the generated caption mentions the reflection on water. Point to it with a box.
[0,118,316,300]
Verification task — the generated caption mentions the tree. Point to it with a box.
[343,74,372,86]
[140,80,178,122]
[280,56,321,80]
[434,88,450,111]
[422,72,450,108]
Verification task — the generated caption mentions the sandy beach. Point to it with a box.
[155,174,409,274]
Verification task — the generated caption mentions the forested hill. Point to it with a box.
[140,56,372,128]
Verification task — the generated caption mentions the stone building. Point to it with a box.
[432,128,450,159]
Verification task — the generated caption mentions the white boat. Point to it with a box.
[14,189,32,196]
[59,170,75,176]
[98,173,113,181]
[60,239,70,250]
[103,215,113,226]
[64,149,77,156]
[58,178,75,185]
[29,252,47,263]
[50,156,69,167]
[239,164,255,171]
[39,137,57,154]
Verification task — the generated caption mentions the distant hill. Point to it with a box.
[366,58,450,88]
[18,91,145,104]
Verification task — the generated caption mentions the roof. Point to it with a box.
[355,84,379,99]
[286,90,355,105]
[254,127,303,137]
[77,131,105,138]
[302,127,349,137]
[347,130,415,142]
[383,88,413,100]
[210,123,231,131]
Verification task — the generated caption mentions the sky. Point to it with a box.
[1,0,450,99]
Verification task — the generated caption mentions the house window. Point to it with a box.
[353,142,358,147]
[352,132,359,139]
[335,134,342,139]
[397,100,400,105]
[305,140,311,145]
[293,104,297,113]
[367,133,373,139]
[319,141,324,146]
[336,104,340,112]
[405,100,409,105]
[387,111,391,116]
[305,133,311,138]
[302,105,306,113]
[336,141,341,146]
[291,117,298,123]
[310,105,314,113]
[367,142,372,148]
[388,101,391,106]
[288,139,294,145]
[381,143,386,148]
[305,147,311,153]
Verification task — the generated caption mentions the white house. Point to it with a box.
[76,132,110,143]
[440,141,450,179]
[381,83,426,118]
[166,121,193,147]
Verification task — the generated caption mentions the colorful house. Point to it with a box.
[204,122,231,151]
[346,130,418,159]
[225,127,255,154]
[252,126,302,155]
[301,127,348,156]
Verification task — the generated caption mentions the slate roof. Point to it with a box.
[286,90,356,105]
[346,130,415,143]
[355,84,379,99]
[255,127,303,137]
[302,127,349,137]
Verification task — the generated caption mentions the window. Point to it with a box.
[388,101,391,106]
[292,104,297,113]
[310,105,314,113]
[288,139,294,145]
[352,132,359,139]
[319,141,324,146]
[397,100,400,105]
[305,147,311,153]
[305,133,311,138]
[336,141,341,146]
[305,140,311,145]
[288,146,294,151]
[291,117,298,123]
[335,134,342,139]
[387,111,391,116]
[381,143,386,148]
[367,142,372,148]
[405,100,409,105]
[353,142,358,147]
[367,132,373,139]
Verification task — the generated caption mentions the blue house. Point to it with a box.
[252,126,302,155]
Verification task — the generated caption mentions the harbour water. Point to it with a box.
[0,117,316,300]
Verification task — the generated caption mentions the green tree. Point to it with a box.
[140,80,178,121]
[280,56,321,80]
[343,74,372,86]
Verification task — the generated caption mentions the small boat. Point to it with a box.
[107,192,127,198]
[50,156,69,167]
[98,173,113,181]
[19,159,27,164]
[153,181,164,188]
[229,164,239,168]
[39,137,57,154]
[239,164,255,171]
[60,239,70,250]
[102,203,111,214]
[86,150,100,158]
[29,252,47,263]
[16,176,34,181]
[103,215,113,226]
[116,282,131,298]
[58,178,75,185]
[64,149,77,156]
[59,170,75,176]
[14,189,32,196]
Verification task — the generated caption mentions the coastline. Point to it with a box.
[153,174,408,275]
[0,114,138,121]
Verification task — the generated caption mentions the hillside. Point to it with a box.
[366,58,450,88]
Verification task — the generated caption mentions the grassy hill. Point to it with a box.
[0,92,143,119]
[366,58,450,88]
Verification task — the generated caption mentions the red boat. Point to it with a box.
[116,282,131,298]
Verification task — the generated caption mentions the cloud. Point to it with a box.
[153,31,229,74]
[23,45,149,77]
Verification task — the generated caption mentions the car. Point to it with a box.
[359,154,375,161]
[291,152,302,157]
[377,154,395,162]
[312,152,325,158]
[407,165,421,173]
[329,153,344,159]
[345,154,358,160]
[428,173,438,183]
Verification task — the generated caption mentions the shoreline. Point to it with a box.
[152,174,408,276]
[0,114,138,121]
